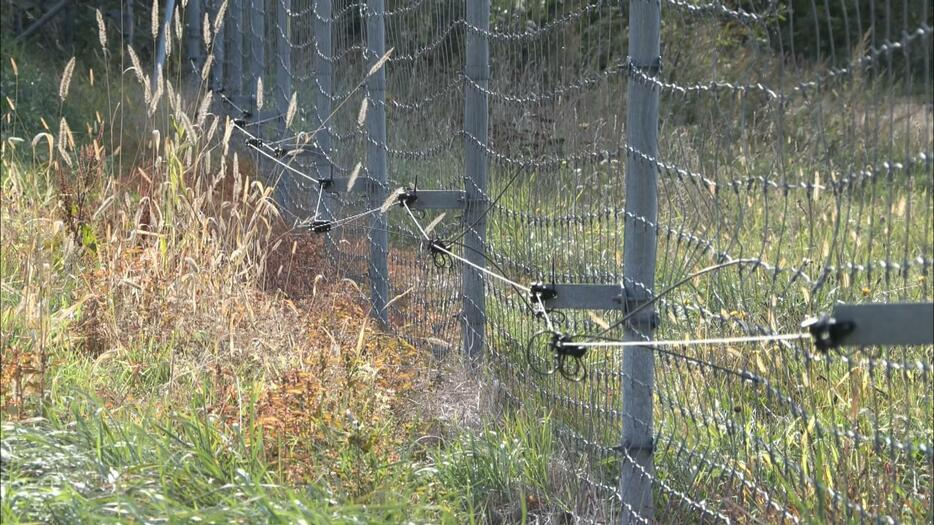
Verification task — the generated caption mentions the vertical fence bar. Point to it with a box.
[462,0,490,361]
[124,0,135,45]
[185,0,203,80]
[227,0,244,106]
[618,0,661,521]
[276,0,291,132]
[249,0,265,113]
[274,0,291,209]
[210,0,225,93]
[312,0,334,226]
[152,0,177,92]
[365,0,389,327]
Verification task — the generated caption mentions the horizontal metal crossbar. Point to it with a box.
[537,284,626,310]
[322,176,373,193]
[406,190,467,210]
[831,302,933,347]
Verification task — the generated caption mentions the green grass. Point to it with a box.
[0,392,453,524]
[2,7,933,524]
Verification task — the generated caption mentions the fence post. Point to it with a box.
[210,0,225,93]
[365,0,389,327]
[227,0,244,105]
[249,0,265,110]
[618,0,661,522]
[462,0,490,361]
[312,0,335,235]
[152,0,177,93]
[276,0,291,130]
[274,0,292,209]
[185,0,203,79]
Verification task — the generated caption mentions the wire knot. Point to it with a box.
[526,330,587,382]
[427,239,453,269]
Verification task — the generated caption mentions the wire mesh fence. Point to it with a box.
[185,0,933,521]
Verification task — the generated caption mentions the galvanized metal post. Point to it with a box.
[249,0,265,114]
[365,0,389,327]
[227,0,244,105]
[210,0,225,93]
[276,0,291,132]
[185,0,203,78]
[462,0,490,361]
[274,0,292,209]
[618,0,661,522]
[312,0,335,236]
[152,0,177,93]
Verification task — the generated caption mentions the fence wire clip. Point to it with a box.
[310,219,332,233]
[627,56,662,76]
[427,238,449,254]
[233,118,247,127]
[553,333,587,381]
[612,438,655,455]
[530,282,558,302]
[553,333,586,359]
[245,137,263,148]
[427,239,453,269]
[526,330,587,381]
[397,189,419,207]
[273,146,290,158]
[801,315,854,352]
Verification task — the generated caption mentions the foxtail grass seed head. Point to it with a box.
[203,12,212,46]
[178,111,196,142]
[9,57,17,77]
[367,47,393,78]
[201,55,214,81]
[347,162,362,191]
[128,46,145,85]
[151,0,160,39]
[148,69,163,115]
[214,1,228,33]
[206,115,220,143]
[32,132,53,157]
[197,92,213,126]
[256,77,264,110]
[425,213,447,235]
[357,98,368,127]
[174,7,183,41]
[58,117,74,166]
[587,312,610,330]
[164,25,173,58]
[166,80,178,114]
[381,188,404,213]
[285,92,297,128]
[96,9,108,51]
[223,118,234,155]
[59,57,76,102]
